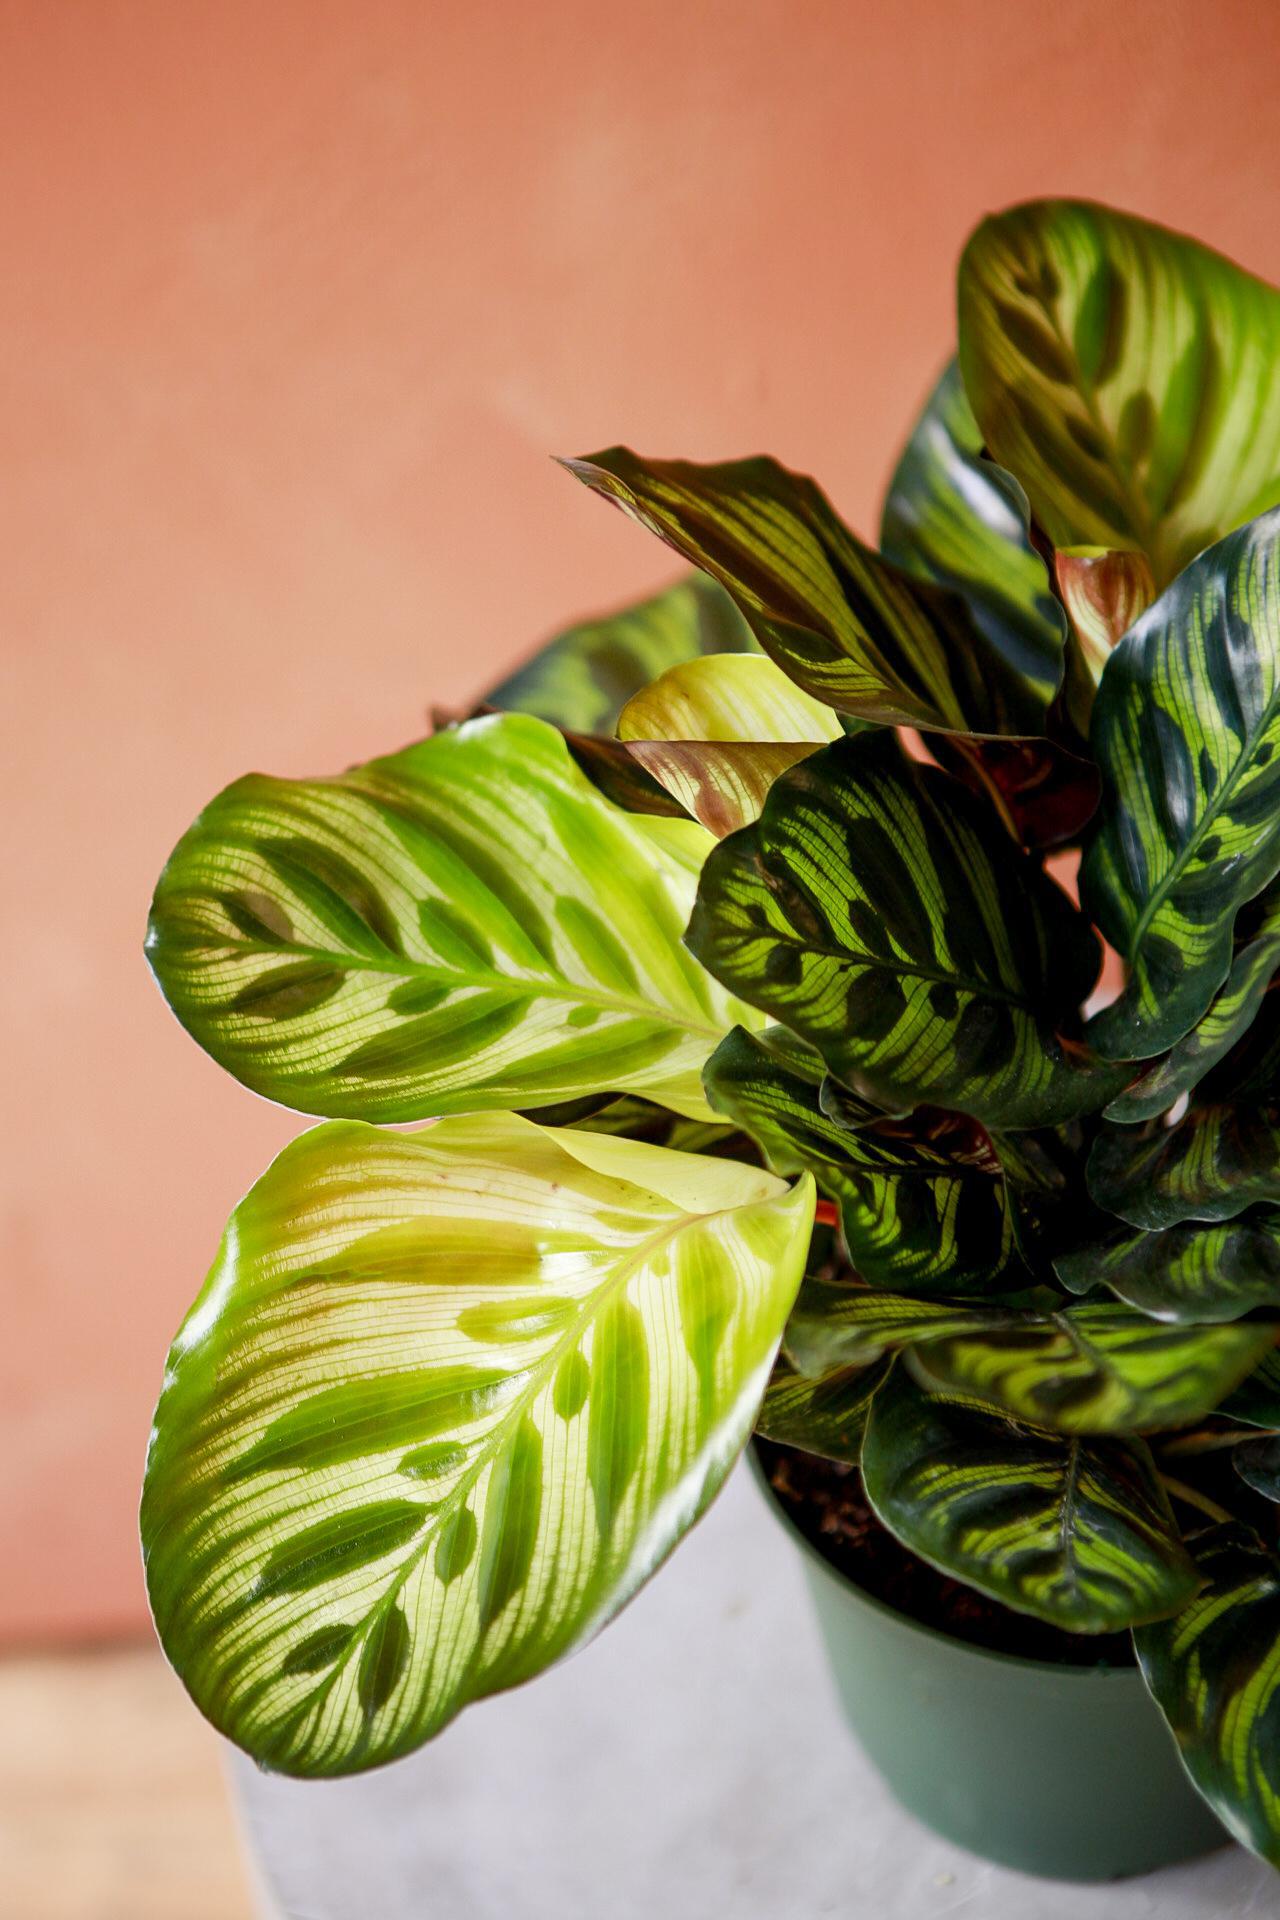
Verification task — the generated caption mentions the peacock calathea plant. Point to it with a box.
[143,198,1280,1863]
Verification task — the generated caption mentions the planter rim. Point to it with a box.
[747,1438,1144,1686]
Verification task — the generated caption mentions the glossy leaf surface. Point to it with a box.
[910,1301,1275,1434]
[688,733,1118,1129]
[617,653,841,746]
[863,1373,1199,1633]
[142,1115,814,1774]
[754,1351,890,1465]
[617,653,840,838]
[1088,1106,1280,1229]
[879,358,1065,705]
[785,1280,1024,1375]
[959,200,1280,587]
[147,713,756,1124]
[703,1024,1020,1294]
[1106,897,1280,1122]
[566,447,1051,734]
[1083,511,1280,1059]
[485,573,755,733]
[1136,1530,1280,1864]
[1057,1214,1280,1324]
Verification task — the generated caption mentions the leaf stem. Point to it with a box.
[1159,1473,1233,1526]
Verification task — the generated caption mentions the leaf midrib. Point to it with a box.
[266,1192,761,1738]
[1122,676,1280,966]
[755,924,1040,1014]
[180,930,730,1044]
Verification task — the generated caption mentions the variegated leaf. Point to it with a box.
[785,1279,1025,1375]
[1088,1105,1280,1229]
[141,1115,815,1775]
[1106,888,1280,1122]
[1056,1214,1280,1324]
[484,572,756,733]
[1082,510,1280,1060]
[704,1024,1022,1294]
[880,357,1066,704]
[617,653,840,837]
[959,200,1280,588]
[564,447,1052,734]
[617,653,841,746]
[909,1301,1275,1434]
[862,1372,1199,1633]
[687,731,1122,1129]
[753,1350,890,1465]
[1136,1529,1280,1864]
[147,712,759,1124]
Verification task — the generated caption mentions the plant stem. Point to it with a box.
[1159,1473,1233,1526]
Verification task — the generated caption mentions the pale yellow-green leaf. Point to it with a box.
[142,1114,815,1775]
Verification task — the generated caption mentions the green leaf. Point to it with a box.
[785,1279,1025,1375]
[1136,1529,1280,1863]
[704,1024,1022,1294]
[1221,1351,1280,1430]
[862,1372,1200,1633]
[1088,1105,1280,1228]
[753,1350,890,1465]
[1236,1437,1280,1503]
[564,447,1053,734]
[141,1114,815,1775]
[1057,1214,1280,1324]
[879,357,1066,705]
[1105,894,1280,1122]
[484,572,756,733]
[617,653,841,838]
[910,1301,1275,1434]
[147,711,759,1124]
[1082,510,1280,1060]
[959,199,1280,588]
[618,653,842,746]
[688,731,1120,1130]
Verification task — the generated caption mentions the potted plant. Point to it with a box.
[143,199,1280,1883]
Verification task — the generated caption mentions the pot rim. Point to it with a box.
[747,1437,1144,1684]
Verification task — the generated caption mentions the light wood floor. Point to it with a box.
[0,1644,255,1920]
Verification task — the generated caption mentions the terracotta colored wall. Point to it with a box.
[5,0,1279,1641]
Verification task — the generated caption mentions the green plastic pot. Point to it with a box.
[749,1444,1229,1881]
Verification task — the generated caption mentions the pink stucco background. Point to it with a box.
[5,0,1280,1639]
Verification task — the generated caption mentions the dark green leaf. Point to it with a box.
[910,1301,1275,1434]
[863,1372,1199,1632]
[564,447,1052,735]
[1221,1351,1280,1430]
[1057,1214,1280,1324]
[1106,891,1280,1122]
[703,1024,1022,1294]
[688,732,1122,1129]
[1088,1105,1280,1229]
[484,572,756,734]
[1236,1436,1280,1503]
[959,199,1280,588]
[1136,1529,1280,1863]
[879,358,1066,707]
[1082,510,1280,1060]
[753,1350,890,1465]
[784,1278,1026,1376]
